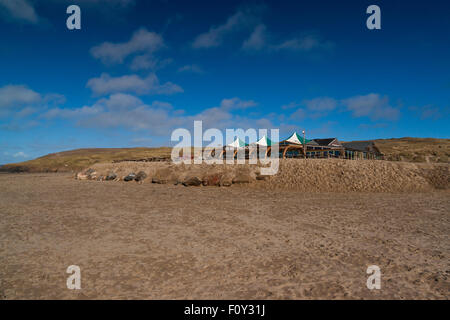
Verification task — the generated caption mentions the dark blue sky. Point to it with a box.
[0,0,449,163]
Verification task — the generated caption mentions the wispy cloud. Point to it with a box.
[303,97,337,112]
[44,93,181,134]
[0,0,39,24]
[242,24,267,51]
[409,105,444,120]
[273,33,334,52]
[218,97,257,110]
[242,25,334,55]
[13,151,28,158]
[0,85,41,109]
[90,28,164,64]
[285,94,400,122]
[178,64,204,74]
[0,84,64,119]
[342,93,400,121]
[86,73,183,96]
[43,94,268,136]
[130,54,172,71]
[192,5,264,49]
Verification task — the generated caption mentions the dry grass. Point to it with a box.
[374,137,450,163]
[0,147,172,173]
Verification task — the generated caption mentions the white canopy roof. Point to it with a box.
[254,135,272,146]
[227,137,247,148]
[284,132,303,144]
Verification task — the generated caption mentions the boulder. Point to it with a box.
[88,172,99,180]
[85,168,95,175]
[152,168,178,184]
[220,173,233,187]
[124,173,136,182]
[232,172,255,184]
[105,172,117,181]
[202,173,222,186]
[76,172,88,180]
[182,176,202,187]
[79,168,98,180]
[135,171,147,182]
[256,173,268,181]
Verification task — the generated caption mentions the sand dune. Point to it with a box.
[84,159,449,192]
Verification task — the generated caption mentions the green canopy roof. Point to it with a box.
[254,135,273,146]
[227,137,248,148]
[282,132,311,145]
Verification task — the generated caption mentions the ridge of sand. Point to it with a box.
[84,159,449,193]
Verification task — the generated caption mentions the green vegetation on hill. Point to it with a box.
[1,138,448,173]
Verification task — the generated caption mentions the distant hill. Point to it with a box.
[0,138,448,173]
[0,147,172,173]
[373,137,449,163]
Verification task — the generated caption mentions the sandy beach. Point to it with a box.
[0,171,448,299]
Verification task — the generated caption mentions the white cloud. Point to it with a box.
[178,64,204,74]
[184,97,263,130]
[45,93,182,135]
[130,54,158,70]
[281,102,301,110]
[43,105,103,119]
[90,28,164,64]
[289,108,306,121]
[284,97,337,120]
[409,105,443,120]
[0,84,65,125]
[86,73,183,96]
[303,97,337,112]
[219,97,257,110]
[0,0,39,24]
[192,6,263,48]
[44,94,270,136]
[0,85,41,109]
[242,24,267,51]
[342,93,400,121]
[274,33,334,52]
[0,120,39,131]
[130,54,172,71]
[241,26,333,54]
[13,151,28,158]
[285,94,400,121]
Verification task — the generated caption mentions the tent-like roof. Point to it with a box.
[281,132,312,145]
[227,137,248,148]
[254,135,273,147]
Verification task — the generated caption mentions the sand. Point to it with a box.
[0,171,448,299]
[87,159,450,192]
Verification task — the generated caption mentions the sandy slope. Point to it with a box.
[87,159,450,192]
[0,172,448,299]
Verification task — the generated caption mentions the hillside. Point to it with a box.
[373,137,449,163]
[0,147,172,173]
[0,137,448,173]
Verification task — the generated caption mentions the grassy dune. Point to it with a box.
[0,147,172,173]
[374,137,450,163]
[1,137,449,173]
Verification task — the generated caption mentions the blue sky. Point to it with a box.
[0,0,449,164]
